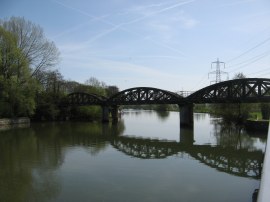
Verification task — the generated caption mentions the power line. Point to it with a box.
[227,51,270,74]
[208,58,228,84]
[246,67,270,77]
[226,36,270,63]
[227,50,270,69]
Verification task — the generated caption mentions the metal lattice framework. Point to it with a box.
[63,78,270,106]
[107,87,183,105]
[187,78,270,103]
[66,92,106,106]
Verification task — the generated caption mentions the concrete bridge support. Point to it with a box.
[102,106,109,122]
[179,104,194,127]
[180,126,194,145]
[111,105,119,123]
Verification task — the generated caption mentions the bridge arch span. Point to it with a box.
[66,92,106,106]
[107,87,184,105]
[187,78,270,103]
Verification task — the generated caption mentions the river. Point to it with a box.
[0,111,267,202]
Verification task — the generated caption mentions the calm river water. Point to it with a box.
[0,111,267,202]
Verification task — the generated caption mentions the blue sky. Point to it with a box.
[1,0,270,91]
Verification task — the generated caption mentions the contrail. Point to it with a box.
[83,25,121,45]
[51,16,109,39]
[52,0,195,56]
[115,1,173,16]
[118,0,195,26]
[216,0,256,8]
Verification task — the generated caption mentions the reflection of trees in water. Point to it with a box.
[0,127,61,202]
[194,113,207,121]
[211,119,266,151]
[34,121,125,155]
[155,110,170,121]
[122,109,170,121]
[122,109,143,116]
[0,121,126,202]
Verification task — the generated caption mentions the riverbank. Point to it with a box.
[0,117,30,125]
[0,117,30,130]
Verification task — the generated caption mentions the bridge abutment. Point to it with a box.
[179,104,194,127]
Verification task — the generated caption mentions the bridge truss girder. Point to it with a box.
[107,87,184,105]
[187,78,270,103]
[66,92,106,106]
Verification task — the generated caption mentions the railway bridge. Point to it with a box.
[64,78,270,126]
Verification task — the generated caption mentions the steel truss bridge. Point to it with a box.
[63,78,270,125]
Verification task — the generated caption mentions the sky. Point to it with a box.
[1,0,270,92]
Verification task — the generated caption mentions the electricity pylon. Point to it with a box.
[208,58,229,84]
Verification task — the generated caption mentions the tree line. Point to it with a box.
[0,16,119,121]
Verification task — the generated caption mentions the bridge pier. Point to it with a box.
[179,104,194,127]
[180,126,194,145]
[102,106,109,122]
[111,105,119,123]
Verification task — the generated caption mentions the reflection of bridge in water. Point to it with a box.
[110,135,263,179]
[61,122,264,179]
[27,121,264,180]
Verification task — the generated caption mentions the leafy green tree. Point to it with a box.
[106,85,119,97]
[0,27,37,117]
[34,70,66,121]
[0,17,60,81]
[84,77,106,96]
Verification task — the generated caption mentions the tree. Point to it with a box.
[42,70,64,93]
[84,77,106,96]
[0,17,60,81]
[85,77,106,88]
[0,27,37,117]
[233,72,246,79]
[33,70,66,121]
[106,85,119,97]
[210,72,250,123]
